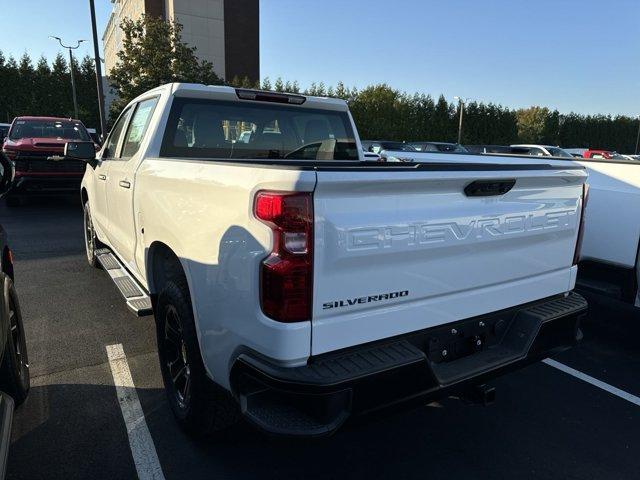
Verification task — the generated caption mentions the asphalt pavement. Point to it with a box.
[2,195,639,480]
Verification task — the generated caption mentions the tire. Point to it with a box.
[155,276,239,437]
[0,276,29,406]
[83,202,101,268]
[5,196,22,208]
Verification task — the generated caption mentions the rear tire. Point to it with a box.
[0,276,29,406]
[155,276,239,437]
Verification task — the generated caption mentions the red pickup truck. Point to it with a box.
[1,116,95,206]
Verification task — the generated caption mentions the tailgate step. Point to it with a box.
[96,249,153,317]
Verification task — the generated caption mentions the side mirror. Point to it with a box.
[0,152,15,198]
[64,141,97,168]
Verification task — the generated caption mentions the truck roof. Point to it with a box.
[131,83,350,112]
[13,116,84,123]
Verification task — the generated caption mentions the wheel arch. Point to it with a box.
[146,241,188,296]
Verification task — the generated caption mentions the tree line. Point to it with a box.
[228,79,638,152]
[1,14,637,152]
[0,51,101,129]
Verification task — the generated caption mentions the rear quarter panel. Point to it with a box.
[134,158,316,388]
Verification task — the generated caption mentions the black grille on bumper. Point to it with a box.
[14,157,85,173]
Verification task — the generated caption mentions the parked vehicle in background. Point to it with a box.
[1,116,95,206]
[0,125,9,143]
[0,152,31,479]
[465,145,513,154]
[410,141,468,153]
[565,154,640,307]
[87,128,102,146]
[73,83,587,438]
[510,144,574,158]
[361,140,417,153]
[564,148,587,158]
[582,149,627,160]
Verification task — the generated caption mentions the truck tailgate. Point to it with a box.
[312,165,586,355]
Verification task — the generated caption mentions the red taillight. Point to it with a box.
[255,191,313,322]
[573,183,589,265]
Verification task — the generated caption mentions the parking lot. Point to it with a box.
[2,196,640,480]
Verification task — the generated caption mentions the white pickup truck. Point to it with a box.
[571,159,640,306]
[68,83,588,437]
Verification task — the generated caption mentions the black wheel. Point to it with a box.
[0,276,29,406]
[5,196,22,208]
[156,277,239,437]
[83,202,101,268]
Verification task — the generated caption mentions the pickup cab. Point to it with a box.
[2,116,95,206]
[70,83,588,437]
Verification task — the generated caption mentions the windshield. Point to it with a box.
[161,98,359,161]
[546,147,573,158]
[9,119,90,141]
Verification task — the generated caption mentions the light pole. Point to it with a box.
[89,0,108,139]
[49,36,86,119]
[635,115,640,155]
[454,96,464,144]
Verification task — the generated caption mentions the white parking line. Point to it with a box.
[543,358,640,407]
[106,344,166,480]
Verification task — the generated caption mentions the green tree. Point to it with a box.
[516,106,550,143]
[108,15,223,122]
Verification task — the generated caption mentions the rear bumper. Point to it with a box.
[231,292,587,437]
[11,174,82,195]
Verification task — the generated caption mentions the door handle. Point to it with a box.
[119,180,131,189]
[464,179,516,197]
[98,174,107,181]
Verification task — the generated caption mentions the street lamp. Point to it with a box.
[453,96,464,145]
[89,0,108,140]
[49,36,86,120]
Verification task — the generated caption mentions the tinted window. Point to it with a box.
[121,98,159,158]
[546,147,573,158]
[104,108,132,158]
[161,99,358,161]
[9,119,90,141]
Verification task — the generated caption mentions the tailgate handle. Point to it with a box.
[464,179,515,197]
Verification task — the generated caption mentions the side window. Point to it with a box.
[103,108,132,159]
[121,97,159,158]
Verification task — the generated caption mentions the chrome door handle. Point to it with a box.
[98,174,107,180]
[119,180,131,189]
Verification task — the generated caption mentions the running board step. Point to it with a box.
[96,249,153,317]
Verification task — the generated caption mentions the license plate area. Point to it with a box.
[425,312,515,364]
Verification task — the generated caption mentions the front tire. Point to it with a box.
[83,202,101,268]
[0,276,29,406]
[156,277,239,437]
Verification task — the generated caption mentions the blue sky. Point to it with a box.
[1,0,639,116]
